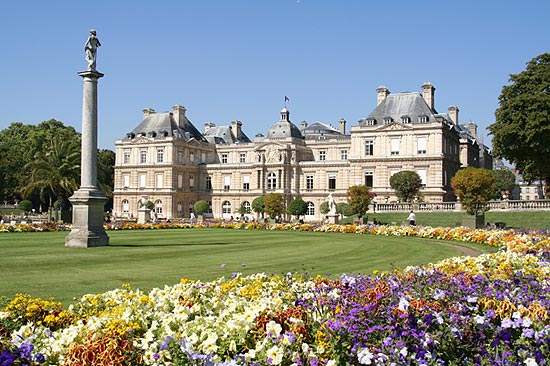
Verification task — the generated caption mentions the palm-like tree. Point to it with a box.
[21,136,80,215]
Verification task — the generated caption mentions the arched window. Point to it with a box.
[155,200,163,214]
[306,202,315,216]
[242,201,251,214]
[222,201,232,214]
[267,172,277,190]
[122,199,129,214]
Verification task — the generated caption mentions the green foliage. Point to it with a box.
[347,185,373,218]
[389,170,423,202]
[489,53,550,185]
[193,200,210,215]
[491,169,517,199]
[252,196,265,217]
[22,136,80,213]
[264,193,285,219]
[336,202,353,216]
[451,168,496,216]
[288,197,308,218]
[18,200,33,213]
[320,201,329,214]
[237,202,251,215]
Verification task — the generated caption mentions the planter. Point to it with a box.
[462,214,485,229]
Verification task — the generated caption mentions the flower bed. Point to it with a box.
[2,224,550,365]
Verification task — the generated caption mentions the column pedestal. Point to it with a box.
[326,214,339,224]
[65,188,109,247]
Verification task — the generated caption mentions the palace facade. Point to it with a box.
[113,83,492,221]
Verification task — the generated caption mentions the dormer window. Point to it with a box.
[418,115,429,123]
[383,117,393,125]
[400,115,411,124]
[366,118,377,126]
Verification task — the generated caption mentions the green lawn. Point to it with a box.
[344,210,550,229]
[0,229,492,305]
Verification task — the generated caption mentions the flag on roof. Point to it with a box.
[285,96,290,103]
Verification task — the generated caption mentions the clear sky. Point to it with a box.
[1,0,548,150]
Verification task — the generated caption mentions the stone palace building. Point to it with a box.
[113,83,492,221]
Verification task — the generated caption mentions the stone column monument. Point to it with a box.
[65,29,109,248]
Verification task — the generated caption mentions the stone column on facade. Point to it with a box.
[65,60,109,247]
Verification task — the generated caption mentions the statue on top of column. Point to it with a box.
[85,29,101,71]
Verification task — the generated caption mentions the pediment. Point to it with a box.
[130,136,152,144]
[376,122,412,131]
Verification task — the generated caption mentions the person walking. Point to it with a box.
[407,210,416,226]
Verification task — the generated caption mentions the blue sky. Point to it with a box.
[1,0,548,150]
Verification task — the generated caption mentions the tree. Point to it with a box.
[21,136,81,219]
[97,149,115,211]
[347,185,373,218]
[264,193,285,220]
[252,196,265,219]
[237,202,250,216]
[491,169,516,199]
[320,201,330,215]
[489,53,550,192]
[336,202,353,217]
[18,200,33,213]
[389,170,422,202]
[288,197,307,219]
[451,167,496,216]
[194,200,210,216]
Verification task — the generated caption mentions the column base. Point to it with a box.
[65,188,109,248]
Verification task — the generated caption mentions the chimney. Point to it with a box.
[467,122,477,138]
[422,82,436,111]
[300,121,308,129]
[172,105,187,128]
[338,118,346,134]
[204,122,215,133]
[377,86,390,105]
[448,105,459,124]
[230,120,243,141]
[143,108,156,119]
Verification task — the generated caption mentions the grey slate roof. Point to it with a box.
[267,108,303,139]
[129,112,207,142]
[359,92,439,126]
[302,121,343,139]
[203,125,252,145]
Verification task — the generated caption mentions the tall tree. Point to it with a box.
[451,167,495,216]
[347,185,373,219]
[21,136,81,216]
[389,170,423,202]
[252,196,265,219]
[288,197,307,220]
[491,169,516,199]
[489,53,550,193]
[264,193,285,220]
[97,149,115,211]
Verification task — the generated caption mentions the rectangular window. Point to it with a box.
[178,149,184,163]
[340,150,348,160]
[178,174,183,189]
[123,175,130,188]
[240,152,246,163]
[306,175,314,190]
[206,176,212,191]
[390,139,400,155]
[201,152,206,163]
[221,153,228,164]
[365,172,373,187]
[243,175,250,191]
[365,140,374,156]
[190,151,195,163]
[189,175,194,190]
[328,175,336,191]
[319,151,326,161]
[139,174,146,188]
[417,169,427,187]
[123,150,130,164]
[417,137,427,155]
[156,174,163,188]
[140,150,147,163]
[157,149,164,163]
[224,175,231,191]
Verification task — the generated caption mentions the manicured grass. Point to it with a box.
[0,229,493,305]
[346,210,550,229]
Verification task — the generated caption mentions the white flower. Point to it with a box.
[357,348,374,365]
[399,347,408,357]
[524,358,538,366]
[266,321,282,337]
[523,317,533,328]
[266,345,283,365]
[474,315,486,324]
[398,297,409,311]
